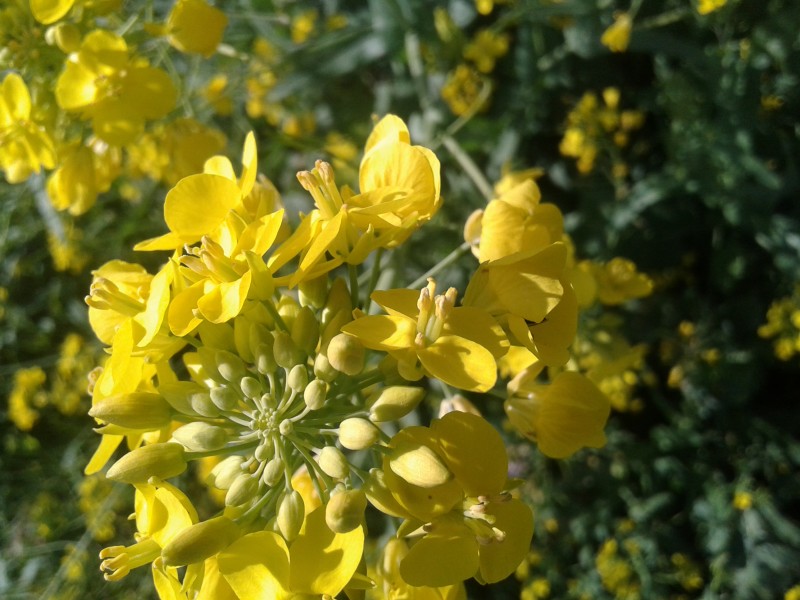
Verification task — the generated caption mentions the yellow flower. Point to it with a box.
[164,0,227,57]
[342,279,507,392]
[601,12,632,53]
[441,64,488,116]
[505,370,610,458]
[8,366,46,431]
[291,9,318,44]
[29,0,75,24]
[217,505,364,598]
[370,412,534,587]
[47,139,120,215]
[733,491,753,511]
[590,258,653,305]
[463,29,510,74]
[56,30,177,144]
[371,538,467,599]
[0,72,56,183]
[697,0,727,15]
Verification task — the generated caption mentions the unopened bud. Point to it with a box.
[277,490,305,541]
[298,276,328,308]
[210,386,239,411]
[291,306,320,355]
[240,376,262,399]
[438,394,481,418]
[273,331,301,369]
[209,455,245,489]
[304,379,328,410]
[338,418,379,451]
[88,392,171,430]
[106,443,187,483]
[161,517,241,567]
[368,387,425,422]
[287,365,309,393]
[325,489,367,533]
[45,23,81,53]
[216,350,246,382]
[327,334,365,376]
[317,446,349,480]
[261,457,284,487]
[226,473,259,506]
[313,353,338,382]
[190,392,220,417]
[255,342,276,375]
[388,441,452,489]
[278,297,300,331]
[172,422,228,452]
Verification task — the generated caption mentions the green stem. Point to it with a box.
[264,300,289,332]
[365,248,384,312]
[349,263,360,309]
[441,135,494,201]
[408,242,471,290]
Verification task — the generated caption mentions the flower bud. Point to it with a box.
[298,276,328,308]
[225,473,259,506]
[327,334,365,376]
[278,296,300,331]
[216,350,247,382]
[368,387,425,422]
[190,391,220,417]
[209,455,245,489]
[317,446,349,480]
[161,517,241,567]
[45,23,81,53]
[438,394,481,418]
[325,489,367,533]
[254,442,273,462]
[287,364,308,393]
[255,342,276,375]
[172,422,228,452]
[273,331,301,369]
[88,392,171,430]
[338,418,379,451]
[277,490,305,541]
[106,443,187,484]
[240,376,262,399]
[313,353,338,382]
[210,386,239,411]
[304,379,328,410]
[291,306,320,355]
[261,457,284,487]
[388,441,452,489]
[249,322,272,355]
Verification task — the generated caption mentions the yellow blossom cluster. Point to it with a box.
[595,538,642,600]
[80,114,614,598]
[560,88,645,176]
[758,285,800,360]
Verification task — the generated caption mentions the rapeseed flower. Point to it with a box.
[601,13,633,53]
[164,0,227,57]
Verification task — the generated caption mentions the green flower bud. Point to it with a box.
[277,490,305,542]
[106,443,187,484]
[210,386,239,411]
[225,473,259,507]
[240,376,262,399]
[304,379,328,410]
[368,386,426,422]
[157,382,202,416]
[338,418,379,451]
[273,331,301,369]
[190,391,220,417]
[313,353,338,382]
[298,276,328,308]
[196,348,227,384]
[327,333,365,376]
[261,457,284,487]
[278,296,301,331]
[287,364,309,393]
[161,516,241,567]
[325,489,367,533]
[216,350,247,383]
[209,455,245,489]
[291,306,320,355]
[255,342,277,375]
[254,442,273,462]
[317,446,349,480]
[172,422,228,452]
[88,392,171,430]
[388,441,452,489]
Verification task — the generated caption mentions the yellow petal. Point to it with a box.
[134,265,172,347]
[30,0,75,24]
[370,288,420,319]
[164,174,240,244]
[167,0,228,58]
[478,499,534,583]
[444,307,508,359]
[341,315,416,351]
[196,272,251,324]
[1,73,31,122]
[289,505,364,596]
[418,335,497,392]
[399,522,479,587]
[169,280,206,336]
[55,61,98,111]
[84,433,123,475]
[431,412,507,497]
[363,114,409,155]
[218,531,292,600]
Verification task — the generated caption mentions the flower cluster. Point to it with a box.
[85,115,613,597]
[758,285,800,361]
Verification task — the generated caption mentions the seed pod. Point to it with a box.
[106,443,187,484]
[338,418,379,451]
[325,489,367,533]
[161,517,241,567]
[89,392,171,430]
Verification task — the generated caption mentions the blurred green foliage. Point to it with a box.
[2,0,800,598]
